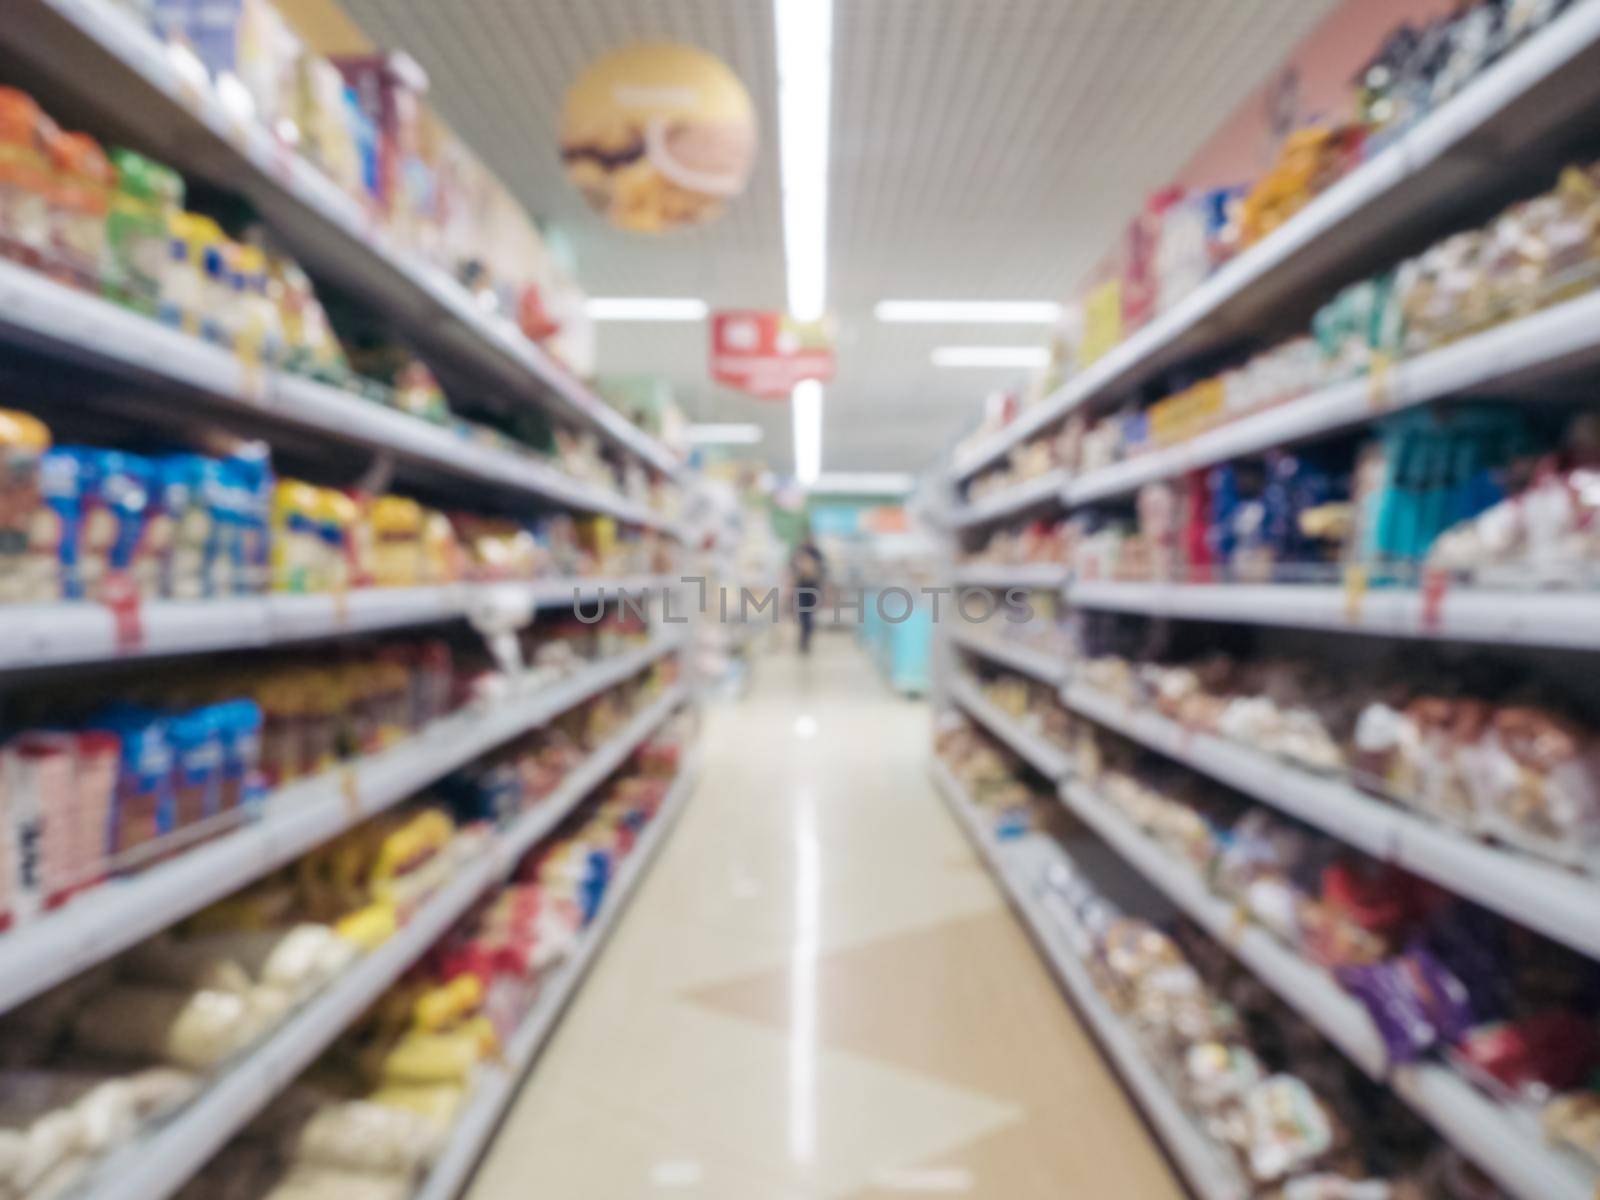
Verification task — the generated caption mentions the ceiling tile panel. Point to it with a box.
[337,0,1339,474]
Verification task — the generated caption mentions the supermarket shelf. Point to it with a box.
[79,849,502,1200]
[947,469,1071,531]
[1066,579,1600,649]
[930,759,1249,1200]
[0,639,679,1017]
[949,0,1600,483]
[13,0,680,478]
[948,676,1073,780]
[0,577,675,673]
[0,258,671,528]
[1056,778,1597,1200]
[494,683,687,870]
[1388,1068,1596,1200]
[415,754,700,1200]
[951,562,1071,591]
[1067,286,1600,509]
[1059,781,1388,1074]
[54,685,691,1200]
[950,628,1068,688]
[1061,682,1600,961]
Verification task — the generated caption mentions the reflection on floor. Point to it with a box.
[466,634,1183,1199]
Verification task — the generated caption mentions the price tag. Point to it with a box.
[238,355,267,406]
[361,201,386,247]
[270,135,298,188]
[1366,352,1393,412]
[176,76,206,115]
[493,836,517,879]
[1227,904,1251,947]
[223,107,253,153]
[102,573,144,653]
[1420,567,1448,635]
[1343,564,1367,624]
[339,764,361,819]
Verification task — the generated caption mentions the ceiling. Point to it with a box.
[336,0,1338,476]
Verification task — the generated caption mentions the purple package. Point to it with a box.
[1338,944,1478,1066]
[1402,944,1476,1046]
[1337,959,1438,1063]
[1338,960,1435,1062]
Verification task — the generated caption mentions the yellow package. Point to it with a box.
[420,510,460,585]
[271,480,322,594]
[336,902,397,950]
[370,496,423,589]
[412,975,484,1033]
[315,488,359,594]
[1080,278,1122,367]
[364,1028,487,1087]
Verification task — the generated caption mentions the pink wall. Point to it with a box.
[1173,0,1457,193]
[1075,0,1456,295]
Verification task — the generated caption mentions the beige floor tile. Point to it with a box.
[465,636,1183,1200]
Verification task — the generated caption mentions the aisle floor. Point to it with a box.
[466,635,1183,1199]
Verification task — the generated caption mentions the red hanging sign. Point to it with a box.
[709,311,835,399]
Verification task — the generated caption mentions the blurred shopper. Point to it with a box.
[789,535,827,656]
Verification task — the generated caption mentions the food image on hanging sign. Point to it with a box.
[710,311,836,399]
[561,43,757,234]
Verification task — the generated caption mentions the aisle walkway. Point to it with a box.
[466,636,1182,1199]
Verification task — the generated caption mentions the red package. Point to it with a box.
[1123,187,1183,332]
[1321,858,1424,942]
[1182,469,1212,583]
[1457,1012,1600,1094]
[332,51,429,217]
[518,284,559,343]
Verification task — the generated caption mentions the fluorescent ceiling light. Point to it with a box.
[792,380,822,485]
[775,0,833,322]
[809,471,915,495]
[585,297,708,321]
[931,346,1051,369]
[876,300,1063,324]
[686,423,764,446]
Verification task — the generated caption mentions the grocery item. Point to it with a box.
[104,148,184,315]
[0,88,55,271]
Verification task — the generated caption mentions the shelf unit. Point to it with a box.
[0,641,682,1017]
[1061,682,1600,962]
[0,576,677,673]
[64,686,692,1200]
[930,5,1600,1196]
[948,675,1074,781]
[11,0,680,478]
[930,759,1250,1200]
[949,0,1600,482]
[414,753,700,1200]
[0,258,673,530]
[1057,777,1598,1200]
